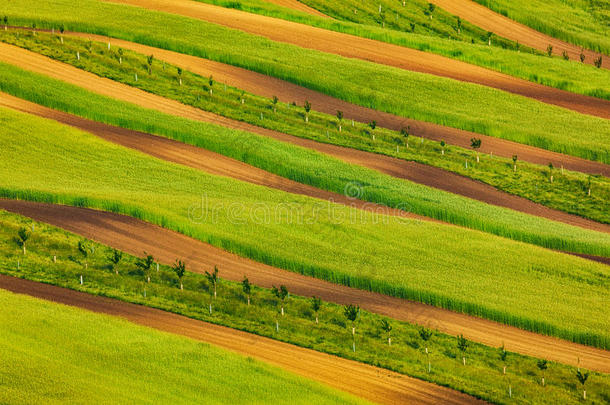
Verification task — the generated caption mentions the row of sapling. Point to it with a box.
[11,234,596,398]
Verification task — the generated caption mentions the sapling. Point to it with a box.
[311,296,322,324]
[77,240,91,270]
[486,31,493,46]
[537,359,548,386]
[136,253,154,283]
[562,51,569,60]
[548,162,554,183]
[547,44,553,57]
[499,344,508,375]
[3,16,7,31]
[344,304,359,352]
[456,17,462,34]
[427,3,435,19]
[457,334,469,365]
[242,276,251,305]
[177,67,183,85]
[440,140,446,155]
[594,56,603,68]
[147,54,154,75]
[272,285,289,316]
[272,95,278,112]
[368,121,377,140]
[401,126,410,148]
[576,370,589,399]
[118,48,123,64]
[205,265,219,298]
[419,327,433,372]
[580,51,586,63]
[59,24,64,44]
[108,249,123,275]
[304,100,311,123]
[172,259,186,290]
[380,319,392,346]
[512,155,518,172]
[470,138,481,162]
[208,75,214,95]
[16,227,30,255]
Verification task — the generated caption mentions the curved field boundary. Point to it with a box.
[264,0,328,17]
[57,31,610,176]
[1,199,608,373]
[109,0,610,119]
[2,92,608,237]
[0,275,481,405]
[428,0,609,69]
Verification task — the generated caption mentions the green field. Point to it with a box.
[4,30,607,223]
[3,0,610,162]
[0,289,367,405]
[189,0,610,100]
[473,0,610,55]
[1,211,609,404]
[1,106,609,348]
[1,61,609,255]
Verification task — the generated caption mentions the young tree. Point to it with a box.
[562,51,569,60]
[344,304,359,352]
[427,3,435,19]
[401,126,410,148]
[410,22,416,32]
[16,227,30,255]
[580,51,586,63]
[146,54,154,74]
[576,370,589,400]
[419,327,433,372]
[77,240,91,270]
[336,110,343,132]
[548,162,554,183]
[470,138,482,162]
[208,75,214,95]
[499,344,508,375]
[108,249,123,275]
[118,48,123,64]
[456,17,462,35]
[242,276,251,305]
[205,265,219,298]
[136,253,154,283]
[272,285,289,316]
[172,259,186,290]
[457,334,469,365]
[3,16,7,31]
[486,31,493,46]
[272,95,279,112]
[586,175,592,197]
[594,56,603,68]
[380,319,392,346]
[177,67,183,85]
[512,155,518,172]
[304,100,311,123]
[537,359,548,386]
[311,296,322,324]
[59,24,65,44]
[547,44,553,57]
[368,120,377,140]
[440,140,446,155]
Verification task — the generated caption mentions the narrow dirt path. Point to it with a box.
[1,200,608,373]
[0,275,482,405]
[2,45,608,232]
[428,0,609,69]
[108,0,610,119]
[54,31,610,176]
[263,0,328,18]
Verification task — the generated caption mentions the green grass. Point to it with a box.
[185,0,609,100]
[0,292,367,404]
[1,59,609,254]
[2,0,610,162]
[472,0,610,55]
[4,30,607,223]
[1,106,610,349]
[1,211,610,404]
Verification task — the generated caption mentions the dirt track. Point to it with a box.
[3,90,608,235]
[109,0,610,119]
[0,275,482,405]
[428,0,609,69]
[1,199,608,373]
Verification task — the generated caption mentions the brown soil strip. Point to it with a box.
[1,199,608,373]
[1,44,608,233]
[0,275,482,405]
[429,0,609,69]
[263,0,328,18]
[109,0,610,119]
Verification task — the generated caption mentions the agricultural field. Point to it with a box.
[1,210,609,404]
[472,0,610,54]
[0,289,367,404]
[1,106,609,348]
[0,0,608,403]
[2,0,610,163]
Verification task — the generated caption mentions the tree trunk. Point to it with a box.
[542,377,545,386]
[352,340,355,352]
[388,337,391,346]
[115,268,119,275]
[80,275,83,285]
[583,389,586,400]
[119,56,122,64]
[441,149,444,155]
[476,154,480,163]
[503,365,506,375]
[147,275,150,283]
[588,187,591,196]
[281,306,284,316]
[462,356,466,366]
[509,385,512,398]
[209,303,212,314]
[550,175,553,183]
[60,36,64,44]
[53,255,57,263]
[315,315,318,324]
[247,296,250,306]
[305,115,308,123]
[22,244,26,255]
[276,320,279,332]
[214,286,217,299]
[513,164,516,172]
[427,358,431,373]
[339,124,341,132]
[180,282,183,291]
